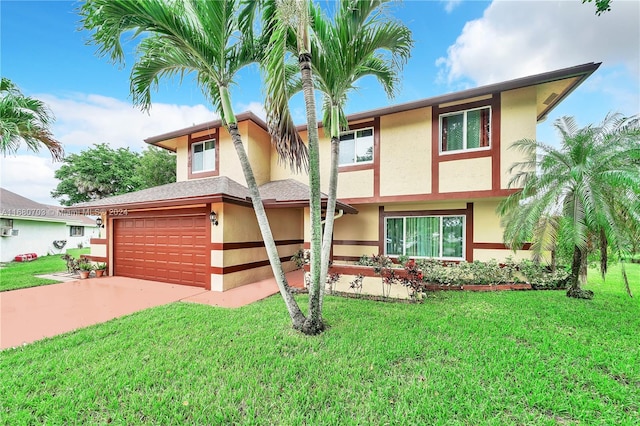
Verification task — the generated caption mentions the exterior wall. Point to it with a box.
[379,107,432,196]
[210,203,303,291]
[175,135,189,182]
[0,219,67,262]
[247,120,272,186]
[329,200,529,264]
[67,225,99,249]
[500,87,537,189]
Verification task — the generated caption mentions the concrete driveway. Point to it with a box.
[0,277,207,350]
[0,270,305,350]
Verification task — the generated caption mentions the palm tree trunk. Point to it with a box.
[319,133,339,293]
[567,245,593,299]
[298,51,324,335]
[221,86,305,329]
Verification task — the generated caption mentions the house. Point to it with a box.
[69,62,600,291]
[0,188,99,262]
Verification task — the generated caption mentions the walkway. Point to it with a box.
[0,270,305,350]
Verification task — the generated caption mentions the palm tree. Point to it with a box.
[498,113,640,298]
[259,0,412,330]
[0,77,63,160]
[80,0,307,329]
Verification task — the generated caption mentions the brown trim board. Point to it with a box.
[211,256,293,275]
[211,239,303,250]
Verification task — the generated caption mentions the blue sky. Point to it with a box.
[1,0,638,204]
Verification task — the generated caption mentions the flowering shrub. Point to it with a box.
[356,255,569,289]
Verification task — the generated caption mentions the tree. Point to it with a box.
[0,77,63,160]
[259,0,412,332]
[582,0,612,15]
[80,0,308,330]
[137,146,177,188]
[52,143,143,205]
[498,113,640,298]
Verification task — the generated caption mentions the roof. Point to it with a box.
[143,62,601,146]
[66,177,357,214]
[0,188,96,225]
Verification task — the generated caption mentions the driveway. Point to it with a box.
[0,277,206,350]
[0,270,305,350]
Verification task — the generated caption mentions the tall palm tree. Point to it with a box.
[498,114,640,298]
[80,0,307,329]
[0,77,63,160]
[260,0,412,329]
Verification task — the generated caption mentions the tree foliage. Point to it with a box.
[0,77,64,160]
[499,113,640,298]
[51,143,176,206]
[582,0,612,15]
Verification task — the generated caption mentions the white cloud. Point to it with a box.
[437,0,640,85]
[1,92,267,205]
[236,101,267,121]
[38,93,218,152]
[442,0,462,13]
[0,155,61,205]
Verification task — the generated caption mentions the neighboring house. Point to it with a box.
[0,188,99,262]
[69,62,600,291]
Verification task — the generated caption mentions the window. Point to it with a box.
[192,139,216,173]
[440,107,490,153]
[386,215,464,259]
[70,226,84,237]
[339,128,374,166]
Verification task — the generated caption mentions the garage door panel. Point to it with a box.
[114,212,207,287]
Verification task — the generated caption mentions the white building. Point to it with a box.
[0,188,99,262]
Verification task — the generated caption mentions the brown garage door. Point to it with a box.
[113,210,208,287]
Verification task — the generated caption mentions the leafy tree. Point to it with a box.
[0,77,63,160]
[80,0,308,330]
[499,113,640,298]
[52,143,142,205]
[137,146,176,188]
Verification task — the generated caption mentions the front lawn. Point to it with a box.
[1,264,638,424]
[0,248,89,291]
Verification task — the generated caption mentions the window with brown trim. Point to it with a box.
[339,127,374,166]
[440,106,491,153]
[385,215,464,259]
[191,139,216,173]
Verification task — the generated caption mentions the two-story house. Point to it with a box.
[71,62,600,291]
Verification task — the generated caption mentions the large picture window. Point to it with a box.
[339,128,374,166]
[192,139,216,173]
[440,107,490,153]
[386,215,464,259]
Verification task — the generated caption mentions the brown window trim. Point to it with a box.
[378,203,474,261]
[188,130,220,180]
[435,97,499,157]
[338,119,379,172]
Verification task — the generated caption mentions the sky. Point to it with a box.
[1,0,638,205]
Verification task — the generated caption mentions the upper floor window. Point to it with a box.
[70,226,84,237]
[339,128,374,166]
[386,215,464,259]
[192,139,216,173]
[440,107,490,153]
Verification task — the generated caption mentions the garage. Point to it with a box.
[113,208,209,287]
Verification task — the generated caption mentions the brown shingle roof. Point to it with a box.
[66,177,357,214]
[0,188,93,225]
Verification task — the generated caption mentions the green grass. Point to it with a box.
[1,264,638,425]
[0,248,89,291]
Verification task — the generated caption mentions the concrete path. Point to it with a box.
[0,270,305,350]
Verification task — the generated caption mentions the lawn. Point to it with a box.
[0,248,89,291]
[1,264,638,424]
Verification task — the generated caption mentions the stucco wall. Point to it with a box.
[379,107,432,196]
[0,219,68,262]
[210,203,303,291]
[500,87,536,189]
[175,135,189,182]
[439,157,493,193]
